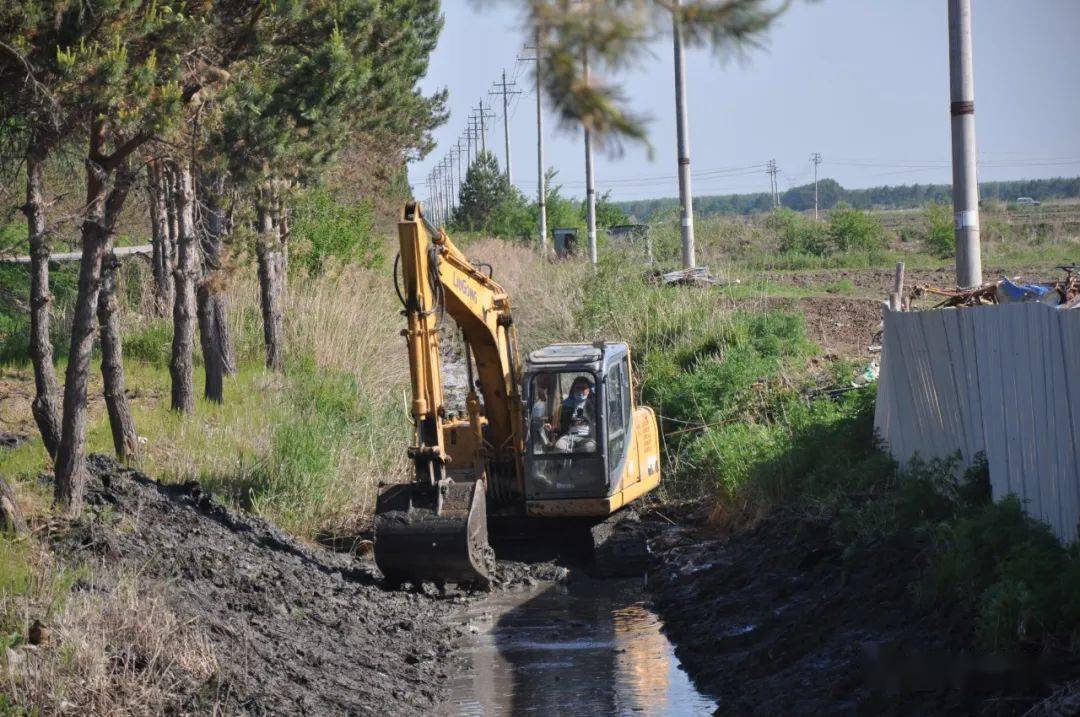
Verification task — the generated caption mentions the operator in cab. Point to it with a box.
[553,376,596,452]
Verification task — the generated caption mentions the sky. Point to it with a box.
[408,0,1080,203]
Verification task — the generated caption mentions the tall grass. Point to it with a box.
[1,262,410,541]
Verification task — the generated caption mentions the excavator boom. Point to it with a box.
[374,203,523,587]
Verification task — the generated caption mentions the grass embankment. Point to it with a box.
[2,265,408,541]
[2,264,407,712]
[572,255,1080,657]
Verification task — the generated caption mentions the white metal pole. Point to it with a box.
[948,0,982,288]
[673,0,696,269]
[535,30,548,254]
[583,50,598,265]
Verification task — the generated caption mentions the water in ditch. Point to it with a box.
[441,577,717,716]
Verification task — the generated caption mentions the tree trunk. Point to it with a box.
[170,163,198,412]
[55,125,128,514]
[256,190,285,372]
[22,137,62,458]
[276,195,290,294]
[97,251,138,462]
[147,159,174,317]
[196,176,235,403]
[166,165,179,263]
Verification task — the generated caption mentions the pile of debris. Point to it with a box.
[913,264,1080,309]
[647,266,735,287]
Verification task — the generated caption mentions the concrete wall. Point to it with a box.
[874,302,1080,543]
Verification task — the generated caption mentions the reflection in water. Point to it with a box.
[442,578,716,716]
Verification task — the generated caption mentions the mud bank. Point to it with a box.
[54,456,471,715]
[647,509,1074,716]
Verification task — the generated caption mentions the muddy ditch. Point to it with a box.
[48,456,560,715]
[646,506,1077,716]
[42,455,1078,715]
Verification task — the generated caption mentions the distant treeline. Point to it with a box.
[618,176,1080,221]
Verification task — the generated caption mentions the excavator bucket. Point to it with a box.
[373,479,493,589]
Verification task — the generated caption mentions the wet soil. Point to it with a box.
[56,456,471,716]
[646,507,1072,716]
[48,455,588,715]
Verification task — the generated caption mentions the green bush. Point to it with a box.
[291,187,380,276]
[124,320,175,365]
[920,494,1080,653]
[768,208,830,256]
[826,204,886,252]
[923,202,954,257]
[0,263,78,365]
[823,279,854,294]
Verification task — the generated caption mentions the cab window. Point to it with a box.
[529,372,597,455]
[606,359,628,478]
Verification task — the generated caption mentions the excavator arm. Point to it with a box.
[374,202,524,587]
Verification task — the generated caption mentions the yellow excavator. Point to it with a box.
[374,202,661,587]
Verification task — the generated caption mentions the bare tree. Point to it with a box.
[170,162,199,412]
[22,131,62,457]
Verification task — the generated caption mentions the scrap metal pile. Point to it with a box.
[913,264,1080,310]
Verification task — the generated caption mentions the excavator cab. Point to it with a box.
[521,343,660,517]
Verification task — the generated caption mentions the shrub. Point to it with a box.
[123,320,174,365]
[768,208,830,256]
[923,202,955,257]
[290,187,380,276]
[827,204,886,252]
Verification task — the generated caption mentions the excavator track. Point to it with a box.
[374,479,494,589]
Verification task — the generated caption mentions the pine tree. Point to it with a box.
[453,151,527,233]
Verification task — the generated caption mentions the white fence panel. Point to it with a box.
[875,303,1080,543]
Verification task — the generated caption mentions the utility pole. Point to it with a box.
[428,171,436,224]
[523,33,548,254]
[810,153,823,220]
[448,149,457,204]
[583,50,598,265]
[444,157,454,219]
[766,160,779,208]
[948,0,982,288]
[672,0,696,269]
[456,139,466,192]
[490,69,521,184]
[474,101,495,156]
[434,167,442,225]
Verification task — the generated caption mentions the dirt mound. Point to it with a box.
[765,296,882,358]
[55,456,468,715]
[647,510,1060,716]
